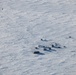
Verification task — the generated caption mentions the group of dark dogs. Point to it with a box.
[33,39,66,55]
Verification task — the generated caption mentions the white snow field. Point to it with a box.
[0,0,76,75]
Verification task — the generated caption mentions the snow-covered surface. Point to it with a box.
[0,0,76,75]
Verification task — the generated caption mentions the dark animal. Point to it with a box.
[41,39,47,41]
[38,45,46,48]
[33,51,44,55]
[35,47,39,49]
[44,47,51,51]
[69,36,72,38]
[52,43,61,48]
[33,51,40,54]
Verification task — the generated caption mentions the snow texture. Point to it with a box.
[0,0,76,75]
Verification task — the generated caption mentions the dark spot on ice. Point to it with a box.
[35,47,39,49]
[63,46,66,48]
[69,36,72,38]
[33,51,44,55]
[51,43,61,48]
[2,8,3,10]
[38,45,56,52]
[44,47,56,52]
[41,39,48,41]
[38,45,46,48]
[34,51,40,54]
[43,47,51,51]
